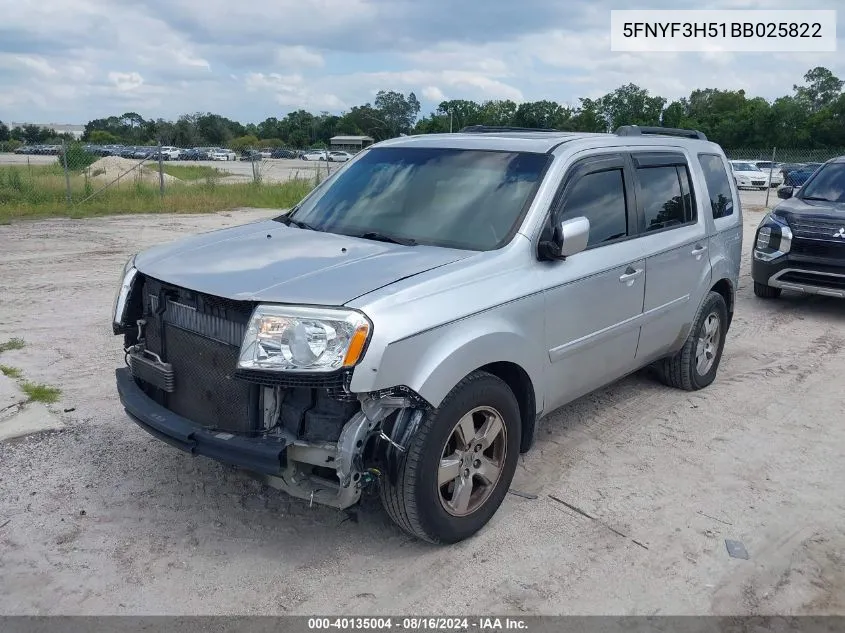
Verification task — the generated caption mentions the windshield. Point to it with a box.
[284,147,550,250]
[732,162,761,172]
[798,163,845,202]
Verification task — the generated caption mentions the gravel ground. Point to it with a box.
[0,196,843,616]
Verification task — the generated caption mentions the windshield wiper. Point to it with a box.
[354,231,417,246]
[278,213,319,231]
[801,196,837,202]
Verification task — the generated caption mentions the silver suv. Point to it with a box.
[113,125,742,544]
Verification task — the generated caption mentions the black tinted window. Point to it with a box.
[560,169,628,247]
[638,165,694,232]
[799,163,845,203]
[699,154,735,219]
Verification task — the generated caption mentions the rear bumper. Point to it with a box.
[752,252,845,298]
[115,367,290,475]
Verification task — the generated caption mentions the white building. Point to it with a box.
[329,135,374,152]
[9,122,85,139]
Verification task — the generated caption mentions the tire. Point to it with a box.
[379,370,521,544]
[655,291,728,391]
[754,281,781,299]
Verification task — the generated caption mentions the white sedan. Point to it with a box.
[210,148,236,161]
[753,161,784,187]
[328,151,353,162]
[729,161,769,190]
[300,150,328,161]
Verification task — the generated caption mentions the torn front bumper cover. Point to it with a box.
[115,367,379,509]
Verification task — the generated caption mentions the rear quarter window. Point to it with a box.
[698,154,735,219]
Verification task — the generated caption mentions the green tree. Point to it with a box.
[513,100,572,129]
[661,101,685,128]
[374,90,421,137]
[0,120,9,142]
[571,98,606,132]
[794,66,844,114]
[596,83,666,130]
[87,130,120,144]
[228,134,260,152]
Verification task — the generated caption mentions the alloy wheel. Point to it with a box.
[695,312,721,375]
[437,406,507,517]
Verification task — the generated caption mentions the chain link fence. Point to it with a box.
[0,141,338,218]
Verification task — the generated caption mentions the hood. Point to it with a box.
[733,170,767,179]
[134,219,475,305]
[774,196,845,219]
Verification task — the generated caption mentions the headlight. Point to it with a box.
[238,305,372,373]
[112,254,138,334]
[754,213,792,262]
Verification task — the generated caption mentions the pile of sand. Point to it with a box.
[88,156,180,185]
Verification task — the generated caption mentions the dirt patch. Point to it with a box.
[87,156,180,186]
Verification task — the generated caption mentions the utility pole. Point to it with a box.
[450,109,453,133]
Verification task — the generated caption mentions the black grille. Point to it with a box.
[234,368,355,401]
[786,216,845,261]
[788,216,845,240]
[780,270,845,290]
[164,324,254,432]
[791,240,845,259]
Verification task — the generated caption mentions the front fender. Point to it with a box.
[351,294,547,413]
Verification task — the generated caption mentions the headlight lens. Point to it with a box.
[238,305,371,372]
[754,213,792,262]
[112,254,137,333]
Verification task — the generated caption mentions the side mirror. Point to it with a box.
[777,186,794,199]
[538,216,590,260]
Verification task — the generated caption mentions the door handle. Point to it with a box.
[691,244,708,258]
[619,268,643,285]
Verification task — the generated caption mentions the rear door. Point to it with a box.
[541,153,646,411]
[630,151,712,363]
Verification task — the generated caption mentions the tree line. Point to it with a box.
[2,66,844,152]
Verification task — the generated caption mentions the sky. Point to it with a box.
[1,0,843,125]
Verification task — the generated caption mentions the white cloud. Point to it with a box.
[108,71,144,91]
[422,85,445,102]
[275,46,324,69]
[13,55,58,76]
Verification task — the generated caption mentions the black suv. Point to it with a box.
[752,156,845,299]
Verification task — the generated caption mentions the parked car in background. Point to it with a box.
[179,148,211,161]
[753,161,783,187]
[211,148,236,161]
[301,149,328,161]
[112,124,741,544]
[160,146,181,160]
[270,148,298,159]
[729,160,769,190]
[260,149,272,159]
[753,156,845,299]
[240,149,263,161]
[328,150,353,162]
[782,164,822,188]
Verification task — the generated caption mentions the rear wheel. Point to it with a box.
[655,291,728,391]
[754,281,781,299]
[379,371,520,544]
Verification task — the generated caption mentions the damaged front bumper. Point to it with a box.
[115,367,420,509]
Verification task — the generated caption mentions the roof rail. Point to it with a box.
[615,125,708,141]
[459,125,562,133]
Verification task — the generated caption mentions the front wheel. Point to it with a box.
[655,291,728,391]
[754,281,781,299]
[379,371,521,544]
